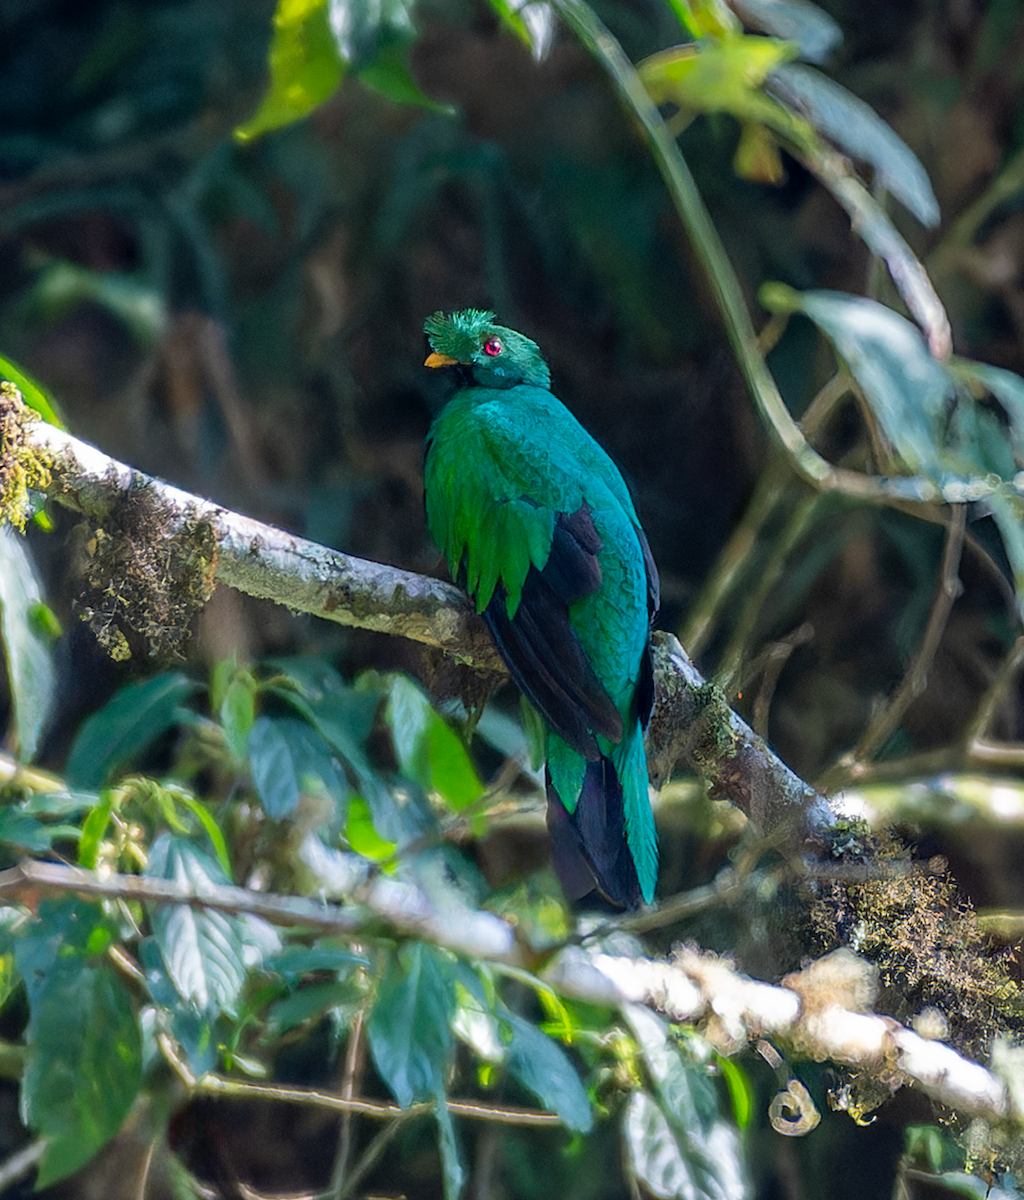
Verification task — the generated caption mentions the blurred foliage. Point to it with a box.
[3,0,1024,1196]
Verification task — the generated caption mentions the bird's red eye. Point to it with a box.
[483,336,503,356]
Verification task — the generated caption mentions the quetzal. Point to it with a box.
[422,309,659,908]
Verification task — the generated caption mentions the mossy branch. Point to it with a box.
[0,387,834,843]
[0,857,1018,1134]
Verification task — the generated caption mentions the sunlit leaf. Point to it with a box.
[328,0,449,111]
[731,0,842,63]
[345,794,397,861]
[0,353,64,426]
[235,0,344,141]
[624,1007,749,1199]
[220,674,256,760]
[0,528,56,760]
[65,672,197,788]
[15,899,142,1188]
[386,674,483,811]
[640,36,800,128]
[485,0,554,58]
[768,63,939,226]
[146,835,279,1018]
[950,358,1024,466]
[761,287,955,475]
[987,490,1024,619]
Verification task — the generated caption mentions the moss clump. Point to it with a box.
[0,383,53,531]
[75,484,218,662]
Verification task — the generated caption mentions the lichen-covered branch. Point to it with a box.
[1,389,503,671]
[0,858,1015,1131]
[0,389,837,842]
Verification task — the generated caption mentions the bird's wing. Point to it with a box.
[426,387,648,755]
[482,502,623,760]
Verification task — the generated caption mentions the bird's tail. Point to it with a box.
[546,725,657,910]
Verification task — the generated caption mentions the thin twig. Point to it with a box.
[963,633,1024,749]
[327,1007,367,1199]
[716,493,821,696]
[160,1034,563,1127]
[679,369,852,657]
[817,505,967,793]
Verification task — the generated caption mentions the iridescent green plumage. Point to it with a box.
[423,310,659,907]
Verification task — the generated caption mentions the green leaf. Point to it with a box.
[950,358,1024,466]
[65,672,197,788]
[640,36,800,126]
[25,261,166,346]
[265,942,368,984]
[434,1093,465,1200]
[248,715,349,820]
[139,936,221,1077]
[0,806,80,852]
[484,0,554,58]
[503,1011,593,1132]
[386,675,483,811]
[328,0,451,111]
[146,835,279,1018]
[731,0,841,64]
[14,899,142,1188]
[768,289,956,475]
[268,660,390,825]
[768,63,939,226]
[267,978,363,1030]
[367,941,457,1108]
[0,353,64,426]
[623,1007,748,1200]
[235,0,344,141]
[345,794,397,861]
[220,674,256,760]
[987,490,1024,619]
[0,527,56,760]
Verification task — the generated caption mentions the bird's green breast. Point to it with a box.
[425,382,650,700]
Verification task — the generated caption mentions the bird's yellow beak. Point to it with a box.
[424,351,458,369]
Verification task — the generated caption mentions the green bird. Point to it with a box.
[422,309,659,908]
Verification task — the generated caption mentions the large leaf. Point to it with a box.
[768,63,939,227]
[367,942,464,1200]
[386,674,483,812]
[623,1006,749,1200]
[65,671,197,788]
[14,899,142,1188]
[503,1010,593,1132]
[763,287,957,476]
[235,0,344,141]
[0,527,56,760]
[146,834,279,1018]
[247,714,350,820]
[268,659,395,829]
[367,941,457,1107]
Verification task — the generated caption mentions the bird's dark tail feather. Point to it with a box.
[546,756,642,911]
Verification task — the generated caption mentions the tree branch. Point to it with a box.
[0,858,1016,1130]
[1,389,837,842]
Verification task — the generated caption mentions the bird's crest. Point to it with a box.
[424,309,551,388]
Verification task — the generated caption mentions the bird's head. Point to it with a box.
[423,310,551,389]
